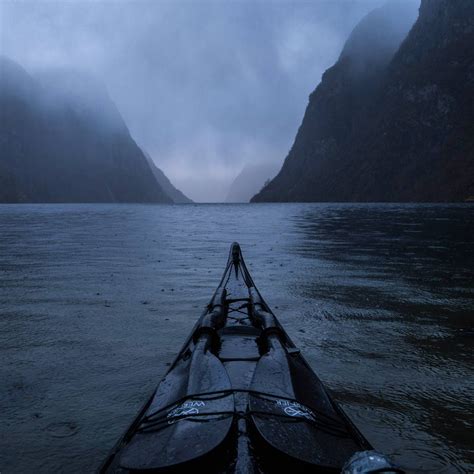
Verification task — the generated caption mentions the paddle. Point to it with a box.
[248,290,362,470]
[119,295,234,472]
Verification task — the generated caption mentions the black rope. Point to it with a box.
[226,316,250,323]
[227,308,249,316]
[216,257,233,289]
[138,411,235,433]
[138,407,351,438]
[226,298,250,304]
[223,266,233,289]
[143,388,344,427]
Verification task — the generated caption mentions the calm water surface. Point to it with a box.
[0,204,472,473]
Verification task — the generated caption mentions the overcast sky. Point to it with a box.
[0,0,412,201]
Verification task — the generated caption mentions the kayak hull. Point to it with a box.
[100,243,371,473]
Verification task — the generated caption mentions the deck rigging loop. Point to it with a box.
[142,388,345,427]
[137,388,351,439]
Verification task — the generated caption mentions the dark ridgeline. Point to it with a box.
[252,0,474,203]
[144,152,193,204]
[0,57,172,203]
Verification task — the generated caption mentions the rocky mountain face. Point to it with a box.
[144,153,193,203]
[226,162,281,203]
[0,57,172,203]
[252,0,474,203]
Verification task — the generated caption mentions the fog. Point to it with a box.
[0,0,418,202]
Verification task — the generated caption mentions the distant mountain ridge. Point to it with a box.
[252,0,474,203]
[144,153,193,203]
[0,57,180,203]
[226,162,280,203]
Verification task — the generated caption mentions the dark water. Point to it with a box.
[0,203,472,473]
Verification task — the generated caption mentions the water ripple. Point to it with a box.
[0,203,472,473]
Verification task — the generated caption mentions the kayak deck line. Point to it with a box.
[140,388,347,427]
[100,242,402,473]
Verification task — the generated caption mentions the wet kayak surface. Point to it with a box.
[0,203,472,473]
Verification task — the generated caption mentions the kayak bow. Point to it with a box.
[101,242,373,473]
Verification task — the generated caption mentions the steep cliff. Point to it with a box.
[252,0,473,202]
[226,162,281,203]
[144,153,193,203]
[0,57,171,203]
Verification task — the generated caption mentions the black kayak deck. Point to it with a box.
[100,243,371,473]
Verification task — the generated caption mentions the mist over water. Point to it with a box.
[0,203,472,473]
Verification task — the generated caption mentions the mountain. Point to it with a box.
[252,0,474,203]
[144,153,193,203]
[0,57,171,203]
[226,162,281,203]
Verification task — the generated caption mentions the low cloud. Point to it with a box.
[1,0,416,201]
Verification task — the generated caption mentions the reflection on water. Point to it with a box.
[0,203,472,473]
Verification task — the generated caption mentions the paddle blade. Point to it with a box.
[119,350,234,471]
[250,347,363,470]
